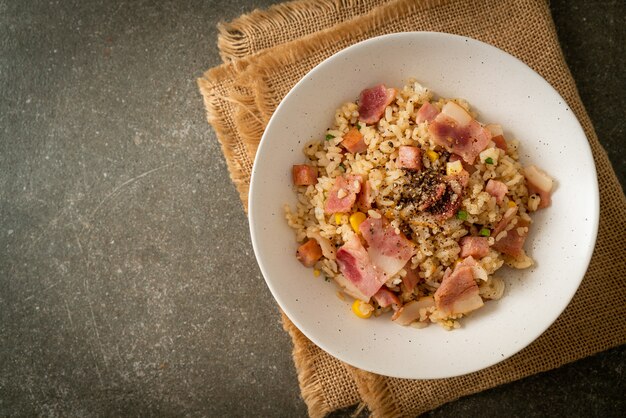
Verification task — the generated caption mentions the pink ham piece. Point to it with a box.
[459,236,490,259]
[493,218,530,258]
[415,101,439,123]
[292,165,318,186]
[357,179,374,211]
[485,179,508,203]
[359,214,414,277]
[336,235,385,299]
[373,288,401,310]
[296,239,323,267]
[524,165,553,209]
[401,263,420,292]
[397,146,422,171]
[434,266,484,316]
[428,101,491,164]
[358,84,397,124]
[324,175,362,214]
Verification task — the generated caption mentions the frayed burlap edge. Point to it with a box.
[217,0,386,62]
[241,0,456,123]
[197,64,251,210]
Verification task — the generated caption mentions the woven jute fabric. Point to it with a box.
[198,0,626,416]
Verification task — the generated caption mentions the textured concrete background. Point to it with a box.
[0,0,624,416]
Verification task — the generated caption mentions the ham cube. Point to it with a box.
[358,84,396,124]
[341,127,367,153]
[459,236,490,259]
[434,266,484,316]
[296,239,323,267]
[324,175,362,214]
[485,179,508,203]
[292,164,318,186]
[397,146,422,171]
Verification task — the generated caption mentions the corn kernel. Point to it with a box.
[335,213,343,224]
[313,269,321,277]
[349,212,367,233]
[352,300,373,319]
[507,200,517,208]
[426,150,439,162]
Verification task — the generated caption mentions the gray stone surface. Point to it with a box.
[0,0,623,417]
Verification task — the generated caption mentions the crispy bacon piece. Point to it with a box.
[296,239,323,267]
[359,214,414,277]
[358,84,396,124]
[434,266,484,316]
[373,288,401,310]
[428,101,491,164]
[492,135,507,152]
[493,218,530,258]
[336,235,385,299]
[401,263,420,293]
[324,175,362,214]
[397,146,422,171]
[524,165,553,209]
[415,101,440,123]
[292,165,318,186]
[459,236,490,259]
[341,127,367,153]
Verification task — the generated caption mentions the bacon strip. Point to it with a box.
[336,235,385,299]
[434,266,484,316]
[359,214,414,277]
[428,101,491,164]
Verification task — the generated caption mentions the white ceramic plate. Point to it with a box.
[248,32,598,379]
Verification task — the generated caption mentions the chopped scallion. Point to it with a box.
[356,123,362,130]
[485,157,494,164]
[338,163,346,172]
[325,134,335,140]
[456,210,468,220]
[479,228,491,237]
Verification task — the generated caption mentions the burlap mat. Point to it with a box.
[198,0,626,416]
